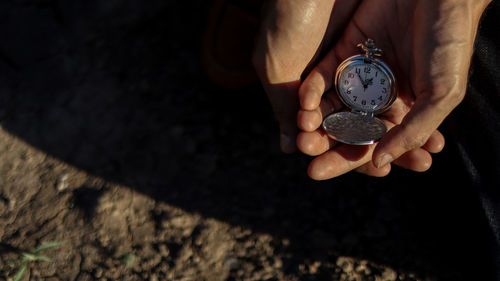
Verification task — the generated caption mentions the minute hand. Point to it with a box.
[365,77,374,86]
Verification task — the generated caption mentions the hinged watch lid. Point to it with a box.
[322,111,387,145]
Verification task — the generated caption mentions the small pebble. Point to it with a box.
[57,173,69,191]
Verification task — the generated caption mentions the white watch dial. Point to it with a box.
[338,63,391,112]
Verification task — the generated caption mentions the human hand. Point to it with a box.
[252,0,361,153]
[297,0,491,179]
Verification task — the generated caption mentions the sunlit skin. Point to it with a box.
[254,0,446,177]
[297,0,491,180]
[253,0,360,153]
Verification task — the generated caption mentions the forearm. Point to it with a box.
[252,0,335,84]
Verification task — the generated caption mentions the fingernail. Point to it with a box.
[376,153,394,168]
[280,133,295,153]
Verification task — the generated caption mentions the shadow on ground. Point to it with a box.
[0,1,495,280]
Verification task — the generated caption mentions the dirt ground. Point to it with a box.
[0,1,496,280]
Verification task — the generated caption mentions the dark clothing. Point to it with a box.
[452,1,500,279]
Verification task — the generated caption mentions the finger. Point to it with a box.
[422,130,445,153]
[298,19,370,111]
[355,161,391,177]
[297,109,322,132]
[380,98,445,154]
[298,50,339,111]
[391,148,433,172]
[373,95,457,168]
[304,120,436,178]
[308,144,373,180]
[297,89,343,132]
[379,115,437,171]
[297,129,336,156]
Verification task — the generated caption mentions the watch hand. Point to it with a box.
[357,73,367,86]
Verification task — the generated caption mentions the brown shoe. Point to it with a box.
[201,0,263,89]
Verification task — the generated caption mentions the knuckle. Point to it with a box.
[446,88,465,106]
[400,130,429,151]
[423,76,467,109]
[428,90,464,110]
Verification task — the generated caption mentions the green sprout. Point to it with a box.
[12,241,62,281]
[119,253,136,267]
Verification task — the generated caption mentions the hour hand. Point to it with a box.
[357,73,367,86]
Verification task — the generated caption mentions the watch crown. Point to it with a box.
[357,39,383,58]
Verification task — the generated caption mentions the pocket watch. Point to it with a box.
[322,39,397,145]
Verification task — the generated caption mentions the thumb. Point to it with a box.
[373,92,460,168]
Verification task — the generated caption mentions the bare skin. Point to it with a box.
[252,0,360,153]
[253,0,453,177]
[297,0,491,180]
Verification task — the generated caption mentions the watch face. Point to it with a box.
[337,60,393,113]
[323,40,397,146]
